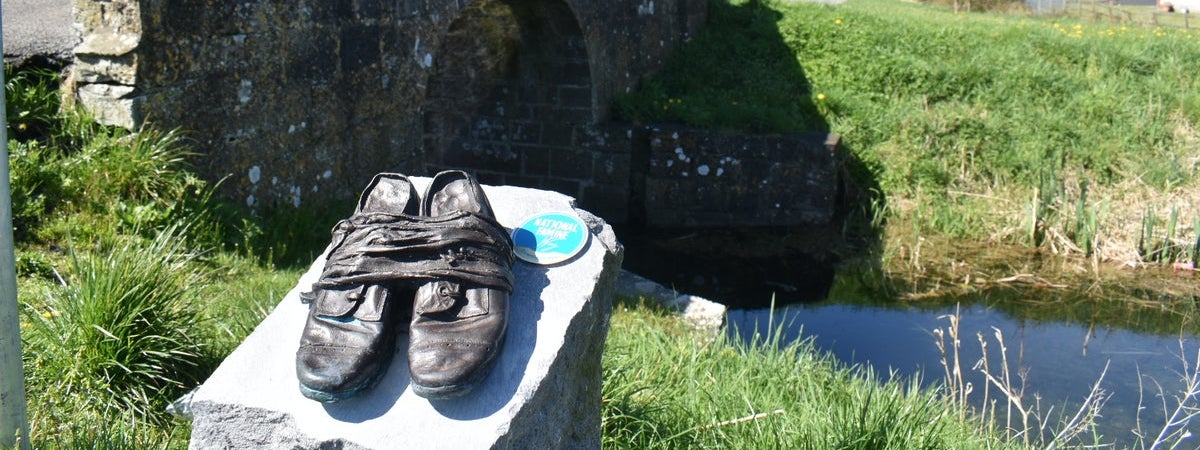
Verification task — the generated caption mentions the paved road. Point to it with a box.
[2,0,77,65]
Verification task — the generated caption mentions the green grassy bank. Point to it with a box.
[3,67,1029,447]
[602,299,1033,449]
[620,0,1200,275]
[11,0,1200,444]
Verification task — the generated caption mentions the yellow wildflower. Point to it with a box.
[817,93,827,101]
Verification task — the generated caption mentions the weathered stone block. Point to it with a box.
[615,270,726,336]
[189,181,623,449]
[642,126,840,228]
[75,83,139,129]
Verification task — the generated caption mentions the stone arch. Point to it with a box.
[422,0,595,193]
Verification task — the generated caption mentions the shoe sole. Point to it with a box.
[410,331,505,400]
[410,366,484,400]
[299,343,395,403]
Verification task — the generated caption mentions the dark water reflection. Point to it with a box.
[728,303,1200,448]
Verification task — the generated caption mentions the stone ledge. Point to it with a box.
[189,180,624,449]
[615,270,727,336]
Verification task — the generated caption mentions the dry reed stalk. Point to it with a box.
[938,308,1111,448]
[1145,342,1200,450]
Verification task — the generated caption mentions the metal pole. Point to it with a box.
[0,9,32,450]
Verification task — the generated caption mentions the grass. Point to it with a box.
[6,66,317,448]
[603,298,1026,449]
[5,63,1026,448]
[624,0,1200,264]
[619,0,1200,302]
[23,227,210,421]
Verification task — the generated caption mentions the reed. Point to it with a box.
[603,298,1021,449]
[934,308,1110,448]
[1133,342,1200,449]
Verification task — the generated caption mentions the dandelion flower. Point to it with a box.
[835,18,843,25]
[817,93,827,101]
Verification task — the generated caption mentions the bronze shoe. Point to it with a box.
[296,173,418,402]
[409,170,515,399]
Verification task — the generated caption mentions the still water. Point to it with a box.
[728,303,1200,448]
[618,226,1200,446]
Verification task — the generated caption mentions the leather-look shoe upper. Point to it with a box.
[296,173,418,402]
[409,170,514,399]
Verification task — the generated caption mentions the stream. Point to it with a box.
[729,303,1198,448]
[619,226,1200,448]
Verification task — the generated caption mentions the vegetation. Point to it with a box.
[6,66,313,447]
[603,298,1028,449]
[618,0,1200,288]
[9,0,1200,446]
[3,62,1021,448]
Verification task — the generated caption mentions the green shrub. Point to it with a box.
[7,140,65,241]
[4,66,60,141]
[22,227,212,423]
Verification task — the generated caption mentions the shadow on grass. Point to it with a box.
[612,0,886,310]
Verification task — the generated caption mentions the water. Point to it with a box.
[617,225,1200,446]
[728,303,1200,448]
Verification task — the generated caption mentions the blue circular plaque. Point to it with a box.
[511,211,590,265]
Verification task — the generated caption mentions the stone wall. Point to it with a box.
[70,0,707,219]
[421,0,634,221]
[641,126,840,227]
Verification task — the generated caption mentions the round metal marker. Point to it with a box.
[511,211,590,265]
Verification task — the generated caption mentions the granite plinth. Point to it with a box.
[188,180,623,449]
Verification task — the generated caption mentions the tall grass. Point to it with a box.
[6,65,308,447]
[621,0,1200,267]
[602,298,1020,449]
[935,309,1110,447]
[933,307,1200,449]
[22,227,211,422]
[4,66,60,141]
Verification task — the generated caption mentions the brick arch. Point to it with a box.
[423,0,595,194]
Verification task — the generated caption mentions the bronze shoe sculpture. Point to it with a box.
[409,170,515,399]
[296,173,419,402]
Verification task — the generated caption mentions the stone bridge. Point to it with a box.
[69,0,837,226]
